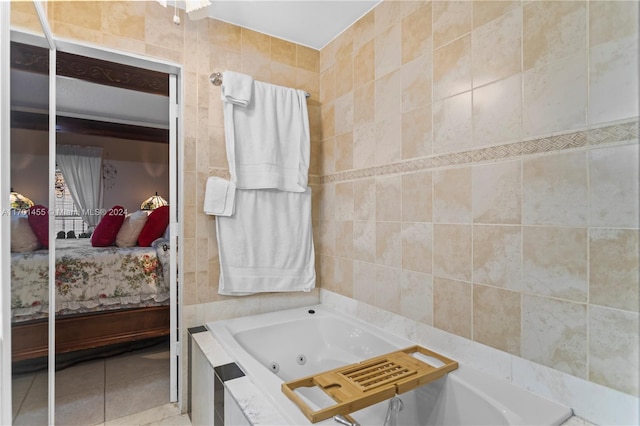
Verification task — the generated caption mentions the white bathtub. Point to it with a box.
[207,305,573,426]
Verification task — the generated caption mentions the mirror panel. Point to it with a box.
[10,2,50,425]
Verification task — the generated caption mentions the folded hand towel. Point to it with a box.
[215,187,316,296]
[222,80,310,192]
[221,71,253,107]
[204,177,236,217]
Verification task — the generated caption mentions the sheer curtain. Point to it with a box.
[56,145,103,230]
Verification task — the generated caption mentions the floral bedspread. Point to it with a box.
[10,238,170,322]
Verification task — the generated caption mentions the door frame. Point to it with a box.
[2,28,184,422]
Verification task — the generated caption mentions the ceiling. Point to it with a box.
[187,0,381,50]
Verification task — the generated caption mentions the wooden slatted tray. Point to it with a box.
[281,345,458,423]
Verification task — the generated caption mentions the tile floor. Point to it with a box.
[12,342,190,425]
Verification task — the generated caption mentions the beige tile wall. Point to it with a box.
[10,0,640,403]
[317,0,639,398]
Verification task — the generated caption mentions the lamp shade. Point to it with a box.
[10,188,34,210]
[141,192,168,210]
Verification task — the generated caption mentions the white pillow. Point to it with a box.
[11,214,41,252]
[115,210,148,247]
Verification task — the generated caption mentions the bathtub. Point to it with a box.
[207,305,573,426]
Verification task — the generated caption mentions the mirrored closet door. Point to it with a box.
[6,3,181,423]
[9,1,54,424]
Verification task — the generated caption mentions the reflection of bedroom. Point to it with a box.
[10,129,170,219]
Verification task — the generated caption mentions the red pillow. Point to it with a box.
[138,206,169,247]
[91,206,127,247]
[27,205,49,248]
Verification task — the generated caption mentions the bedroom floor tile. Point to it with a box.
[56,359,106,394]
[12,343,173,425]
[106,345,170,386]
[12,373,47,426]
[55,384,105,426]
[11,372,36,421]
[105,371,170,421]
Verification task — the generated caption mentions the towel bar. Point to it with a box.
[210,71,310,98]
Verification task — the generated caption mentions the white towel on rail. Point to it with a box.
[222,79,310,193]
[221,71,253,107]
[203,177,236,217]
[215,187,316,296]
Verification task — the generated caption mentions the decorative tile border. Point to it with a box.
[208,119,638,184]
[319,119,638,184]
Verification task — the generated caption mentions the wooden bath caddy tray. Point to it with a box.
[281,345,458,423]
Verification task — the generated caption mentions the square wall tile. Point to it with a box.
[523,0,586,71]
[335,221,353,259]
[473,284,521,355]
[433,91,472,154]
[521,295,587,379]
[589,228,639,313]
[376,175,402,221]
[432,0,472,49]
[473,225,522,291]
[401,2,432,65]
[472,74,522,147]
[523,51,587,138]
[334,93,354,136]
[588,36,639,125]
[433,224,472,281]
[589,0,640,48]
[402,54,432,113]
[523,151,588,227]
[353,10,375,51]
[402,105,432,159]
[472,159,521,224]
[354,40,375,88]
[376,221,402,267]
[319,255,335,291]
[523,226,588,302]
[375,265,402,314]
[353,221,375,263]
[433,167,472,224]
[335,52,354,99]
[401,270,433,325]
[354,82,375,129]
[354,178,376,221]
[335,182,354,221]
[402,222,433,274]
[353,124,376,169]
[589,144,639,228]
[433,35,471,100]
[433,277,472,339]
[313,220,334,256]
[473,0,520,30]
[334,257,354,298]
[375,23,402,79]
[374,1,402,35]
[335,131,353,172]
[472,8,521,88]
[589,306,639,396]
[375,115,402,165]
[375,69,403,121]
[320,66,336,104]
[353,260,376,305]
[402,171,433,223]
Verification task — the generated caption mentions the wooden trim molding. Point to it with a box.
[11,41,169,97]
[11,110,169,144]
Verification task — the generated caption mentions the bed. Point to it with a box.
[10,238,171,362]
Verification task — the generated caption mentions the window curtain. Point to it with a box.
[56,145,104,230]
